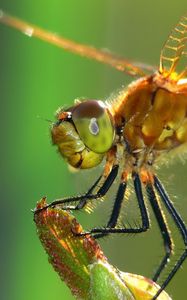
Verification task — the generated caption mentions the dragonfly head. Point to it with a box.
[51,100,115,169]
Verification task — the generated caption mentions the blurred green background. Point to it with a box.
[0,1,187,300]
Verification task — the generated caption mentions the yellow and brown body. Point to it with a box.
[51,73,187,174]
[113,74,187,166]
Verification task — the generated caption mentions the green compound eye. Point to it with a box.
[72,100,115,153]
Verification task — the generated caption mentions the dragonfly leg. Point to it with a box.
[93,180,127,239]
[79,172,150,236]
[34,164,119,213]
[145,182,173,282]
[70,164,119,210]
[151,175,187,300]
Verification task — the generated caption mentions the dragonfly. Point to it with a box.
[0,11,187,300]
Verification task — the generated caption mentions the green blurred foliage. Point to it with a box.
[0,1,187,300]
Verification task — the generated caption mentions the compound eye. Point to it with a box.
[72,100,114,153]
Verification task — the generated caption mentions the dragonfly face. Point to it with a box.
[0,10,187,300]
[51,99,114,168]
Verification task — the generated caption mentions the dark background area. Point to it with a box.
[0,1,187,299]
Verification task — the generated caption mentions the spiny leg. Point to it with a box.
[145,182,173,282]
[70,164,119,210]
[71,174,102,210]
[78,172,150,236]
[151,175,187,300]
[93,180,127,239]
[35,164,119,213]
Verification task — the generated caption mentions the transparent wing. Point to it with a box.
[0,10,156,77]
[159,14,187,79]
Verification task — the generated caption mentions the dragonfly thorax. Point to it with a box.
[113,75,187,164]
